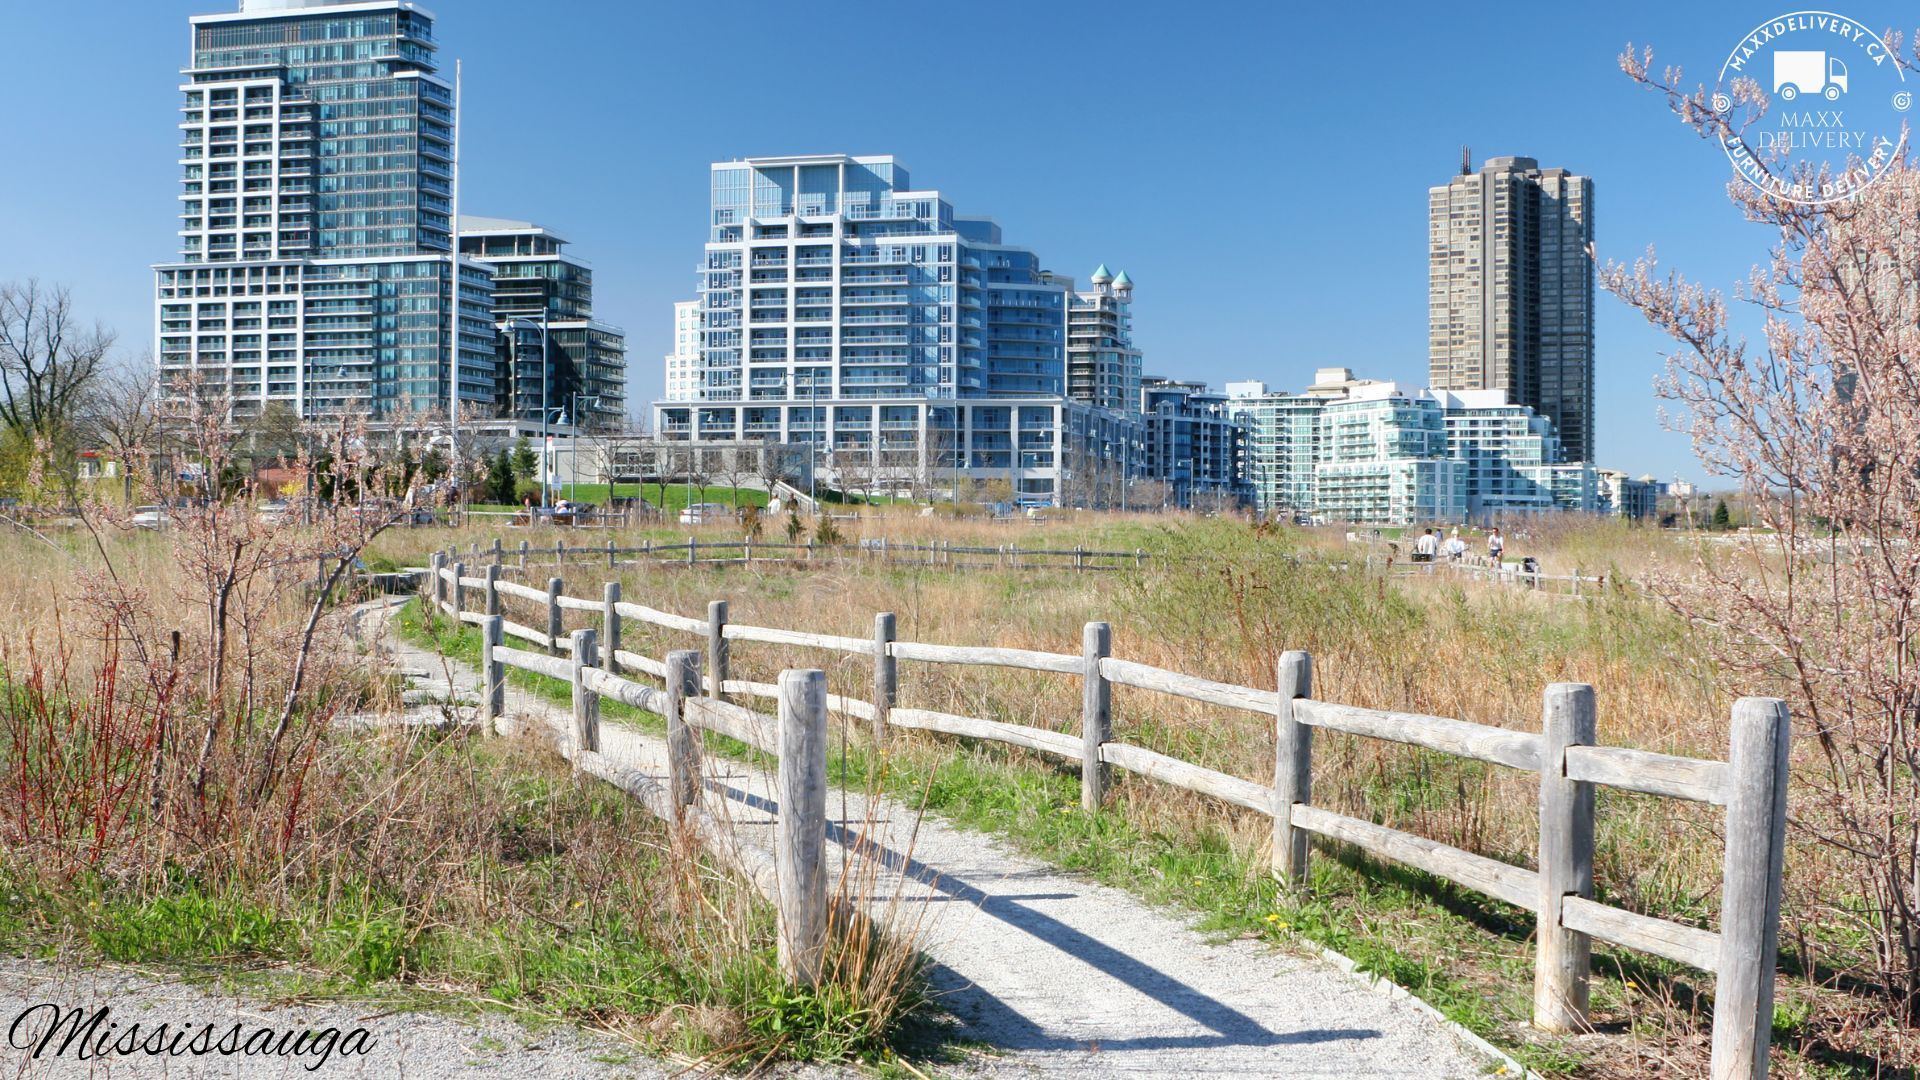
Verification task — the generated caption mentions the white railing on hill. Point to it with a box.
[428,552,1788,1080]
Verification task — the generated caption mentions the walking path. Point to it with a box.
[370,601,1494,1079]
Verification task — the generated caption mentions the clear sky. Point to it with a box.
[4,0,1913,482]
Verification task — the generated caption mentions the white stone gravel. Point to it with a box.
[0,958,656,1078]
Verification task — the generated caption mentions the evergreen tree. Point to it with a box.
[486,448,515,504]
[1712,499,1732,530]
[510,437,537,483]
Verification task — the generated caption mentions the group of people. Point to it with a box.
[1410,525,1503,564]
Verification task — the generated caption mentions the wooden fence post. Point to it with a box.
[605,538,616,568]
[427,552,444,628]
[479,615,504,735]
[1074,544,1085,571]
[602,580,621,659]
[707,600,729,698]
[568,628,599,763]
[872,612,896,746]
[1711,697,1790,1080]
[1081,621,1112,810]
[664,650,702,811]
[451,561,466,618]
[556,538,567,566]
[1272,650,1313,885]
[546,577,563,656]
[492,537,503,565]
[517,539,528,570]
[1535,682,1596,1033]
[776,668,829,986]
[484,563,501,617]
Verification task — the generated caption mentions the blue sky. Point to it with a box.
[4,0,1914,482]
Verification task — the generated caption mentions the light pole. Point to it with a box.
[509,314,552,511]
[566,391,599,503]
[789,369,820,507]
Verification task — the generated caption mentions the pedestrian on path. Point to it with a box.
[1412,527,1439,563]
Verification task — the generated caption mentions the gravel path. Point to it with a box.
[0,957,661,1078]
[369,599,1496,1080]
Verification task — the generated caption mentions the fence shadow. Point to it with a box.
[711,779,1384,1053]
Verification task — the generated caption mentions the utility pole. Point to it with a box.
[538,309,551,511]
[447,59,463,503]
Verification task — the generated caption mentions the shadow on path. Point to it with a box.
[710,779,1384,1054]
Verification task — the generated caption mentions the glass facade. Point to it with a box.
[1066,267,1142,414]
[158,0,629,431]
[157,0,484,422]
[461,219,629,432]
[1228,376,1601,526]
[1141,378,1243,507]
[659,154,1134,506]
[186,5,449,261]
[693,155,1066,405]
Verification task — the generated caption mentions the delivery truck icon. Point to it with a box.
[1773,50,1849,101]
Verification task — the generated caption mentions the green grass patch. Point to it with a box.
[0,665,917,1067]
[393,596,1595,1072]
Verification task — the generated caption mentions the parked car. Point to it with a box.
[130,505,170,530]
[679,502,729,525]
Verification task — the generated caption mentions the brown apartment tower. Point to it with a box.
[1428,154,1595,461]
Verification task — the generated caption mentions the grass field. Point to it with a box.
[0,524,926,1070]
[0,510,1902,1077]
[384,513,1900,1078]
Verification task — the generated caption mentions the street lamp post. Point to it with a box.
[509,313,553,513]
[789,370,820,508]
[566,391,599,504]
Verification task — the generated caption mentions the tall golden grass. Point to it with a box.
[401,511,1899,1074]
[0,525,926,1063]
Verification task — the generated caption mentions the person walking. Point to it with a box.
[1487,527,1505,564]
[1412,527,1439,563]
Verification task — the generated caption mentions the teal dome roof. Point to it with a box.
[1112,269,1133,288]
[1089,263,1113,283]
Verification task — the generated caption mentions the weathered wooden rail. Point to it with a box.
[470,603,832,987]
[428,533,1156,576]
[429,552,1789,1080]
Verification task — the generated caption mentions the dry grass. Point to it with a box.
[397,511,1903,1077]
[0,523,929,1066]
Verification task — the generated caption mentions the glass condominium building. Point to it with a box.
[459,218,627,433]
[655,154,1142,507]
[1225,371,1603,526]
[1140,377,1242,508]
[153,0,496,421]
[1065,266,1142,415]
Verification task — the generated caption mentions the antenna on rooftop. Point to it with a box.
[1461,145,1471,176]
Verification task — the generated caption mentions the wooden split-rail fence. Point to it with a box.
[430,534,1154,574]
[426,550,1789,1080]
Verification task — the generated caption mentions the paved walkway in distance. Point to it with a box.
[373,601,1492,1080]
